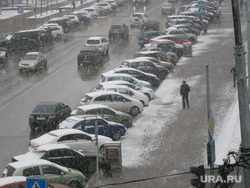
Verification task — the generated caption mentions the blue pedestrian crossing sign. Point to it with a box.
[26,178,47,188]
[17,7,23,13]
[199,7,205,13]
[198,0,205,7]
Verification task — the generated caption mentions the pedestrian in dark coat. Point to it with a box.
[231,65,236,87]
[180,81,190,109]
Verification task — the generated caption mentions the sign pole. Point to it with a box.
[206,64,215,188]
[95,115,99,186]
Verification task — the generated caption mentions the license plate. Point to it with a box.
[37,117,46,120]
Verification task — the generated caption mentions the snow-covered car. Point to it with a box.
[130,12,149,28]
[29,128,113,153]
[84,37,109,56]
[57,116,126,141]
[82,7,98,19]
[101,73,152,89]
[101,85,149,106]
[70,104,133,128]
[96,2,113,14]
[161,2,175,15]
[63,15,81,26]
[161,29,197,44]
[41,24,65,39]
[79,91,144,116]
[12,144,104,173]
[95,80,156,100]
[18,52,47,73]
[104,67,161,89]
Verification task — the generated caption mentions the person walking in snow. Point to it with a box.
[231,65,236,87]
[180,81,190,109]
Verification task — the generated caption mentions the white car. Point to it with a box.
[18,52,47,73]
[84,36,109,56]
[64,15,81,26]
[101,73,152,89]
[130,12,149,28]
[79,91,144,116]
[82,7,99,19]
[101,85,149,106]
[96,2,113,14]
[29,129,112,153]
[41,24,65,39]
[95,80,156,100]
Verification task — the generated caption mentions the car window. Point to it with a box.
[106,88,117,92]
[146,62,155,67]
[58,134,77,142]
[94,94,112,102]
[119,88,129,95]
[76,133,92,141]
[42,165,61,175]
[96,119,108,126]
[87,40,100,44]
[88,109,102,115]
[122,77,134,83]
[103,108,115,116]
[23,166,40,177]
[48,149,63,157]
[108,76,121,81]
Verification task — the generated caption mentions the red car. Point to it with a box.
[149,35,190,44]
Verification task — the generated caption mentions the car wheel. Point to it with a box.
[68,181,81,188]
[159,72,166,80]
[56,34,62,39]
[88,160,97,172]
[43,61,47,69]
[177,51,183,57]
[145,93,151,100]
[121,119,130,128]
[129,106,140,116]
[112,130,121,141]
[189,38,196,44]
[99,145,105,155]
[140,100,145,107]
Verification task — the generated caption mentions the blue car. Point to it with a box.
[138,31,162,48]
[151,40,184,58]
[57,116,126,141]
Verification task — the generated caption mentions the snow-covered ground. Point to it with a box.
[121,29,241,167]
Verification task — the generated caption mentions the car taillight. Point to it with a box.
[78,53,82,56]
[4,50,8,53]
[99,45,102,48]
[149,40,153,43]
[145,38,149,40]
[84,45,86,48]
[48,115,56,120]
[91,54,97,56]
[121,29,124,32]
[109,28,111,32]
[29,116,35,120]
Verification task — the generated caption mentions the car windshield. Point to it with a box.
[111,25,122,29]
[87,40,100,44]
[32,104,57,114]
[81,95,93,104]
[23,54,38,60]
[2,165,16,177]
[132,14,142,18]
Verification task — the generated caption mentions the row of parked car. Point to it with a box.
[0,0,224,187]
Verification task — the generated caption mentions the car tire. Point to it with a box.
[43,61,47,69]
[68,181,81,188]
[129,106,140,116]
[189,38,196,44]
[177,51,183,58]
[145,93,151,100]
[140,100,145,107]
[56,34,62,40]
[112,130,121,141]
[121,119,130,128]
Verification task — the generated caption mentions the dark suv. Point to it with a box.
[29,101,71,133]
[77,48,104,66]
[109,23,129,40]
[6,30,42,52]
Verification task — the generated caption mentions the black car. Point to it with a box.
[111,67,161,88]
[140,20,160,32]
[29,101,71,133]
[6,30,42,52]
[77,48,104,66]
[34,28,54,44]
[12,144,105,174]
[47,19,70,33]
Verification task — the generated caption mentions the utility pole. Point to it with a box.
[231,0,250,187]
[247,0,250,101]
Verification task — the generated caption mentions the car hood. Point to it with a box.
[19,60,37,66]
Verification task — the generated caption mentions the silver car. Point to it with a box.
[18,52,47,73]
